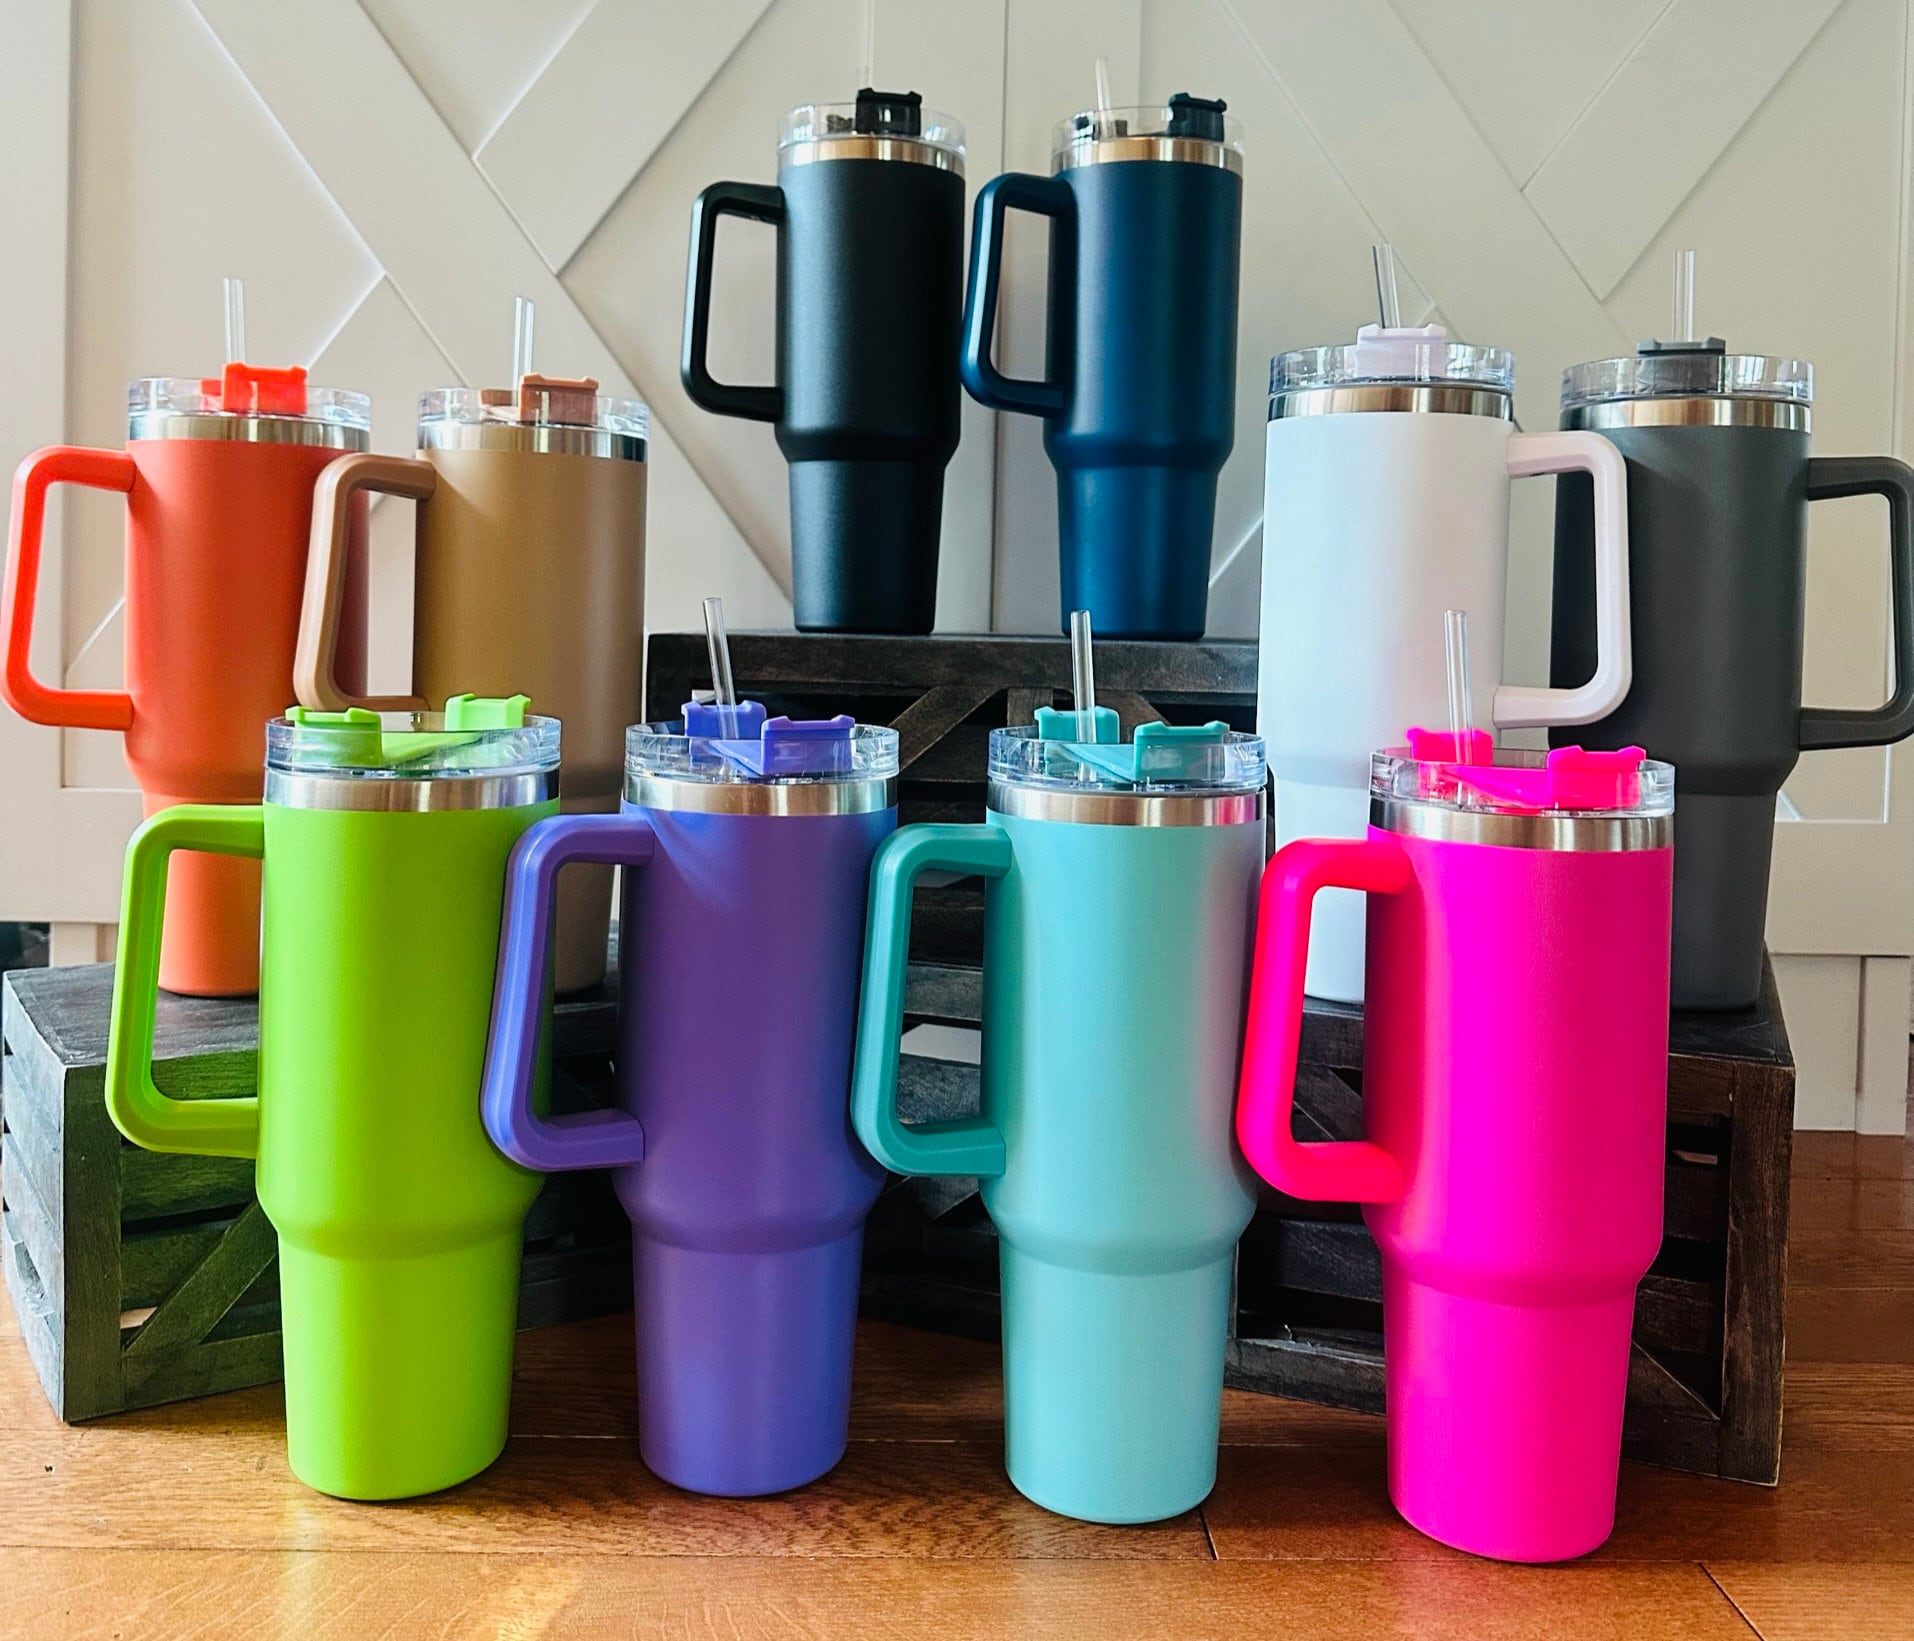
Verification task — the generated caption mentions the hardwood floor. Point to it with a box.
[4,1117,1914,1638]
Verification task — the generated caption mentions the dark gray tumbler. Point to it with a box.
[1550,338,1914,1009]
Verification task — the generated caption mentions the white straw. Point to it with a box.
[512,296,536,384]
[1372,244,1401,330]
[222,278,245,364]
[1070,609,1097,742]
[1443,608,1475,763]
[1672,249,1696,345]
[1094,57,1112,116]
[703,597,737,708]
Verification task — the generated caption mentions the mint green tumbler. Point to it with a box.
[104,698,559,1499]
[851,714,1266,1522]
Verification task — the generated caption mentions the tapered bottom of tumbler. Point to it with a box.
[789,459,943,635]
[146,792,262,998]
[1000,1245,1233,1524]
[633,1228,864,1496]
[1384,1269,1632,1562]
[277,1233,522,1500]
[1056,465,1217,640]
[1670,790,1777,1011]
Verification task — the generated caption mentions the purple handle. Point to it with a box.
[482,812,656,1171]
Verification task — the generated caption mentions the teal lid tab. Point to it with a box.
[1034,704,1120,744]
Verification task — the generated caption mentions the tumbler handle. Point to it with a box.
[105,805,265,1160]
[1493,430,1632,729]
[3,446,137,731]
[1235,836,1409,1203]
[296,452,432,713]
[1799,455,1914,750]
[680,181,785,423]
[851,823,1011,1178]
[481,812,655,1172]
[960,172,1073,419]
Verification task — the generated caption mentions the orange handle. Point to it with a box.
[3,446,138,730]
[296,451,434,713]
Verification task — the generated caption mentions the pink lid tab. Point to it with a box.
[1453,745,1646,812]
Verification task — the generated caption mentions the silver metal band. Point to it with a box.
[1373,797,1671,852]
[781,137,962,174]
[1053,136,1243,174]
[416,421,647,461]
[1270,384,1513,421]
[625,773,897,816]
[1562,398,1810,432]
[127,415,371,448]
[989,782,1263,828]
[264,769,558,812]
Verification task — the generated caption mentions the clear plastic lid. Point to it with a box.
[268,699,559,781]
[780,90,964,160]
[1371,732,1673,819]
[418,383,648,437]
[626,715,899,786]
[989,720,1265,795]
[1560,343,1812,410]
[1271,324,1514,397]
[1052,94,1243,170]
[128,375,370,432]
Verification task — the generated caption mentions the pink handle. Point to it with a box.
[1236,836,1411,1203]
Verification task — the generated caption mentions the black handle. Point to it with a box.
[681,180,785,423]
[1800,454,1914,750]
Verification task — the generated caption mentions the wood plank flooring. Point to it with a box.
[4,1112,1914,1637]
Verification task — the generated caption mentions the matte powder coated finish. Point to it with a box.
[962,158,1241,638]
[682,159,964,634]
[1552,427,1914,1007]
[299,443,647,993]
[482,799,895,1496]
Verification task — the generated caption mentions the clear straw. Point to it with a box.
[702,597,736,709]
[1443,608,1475,764]
[1372,244,1401,330]
[1094,56,1112,115]
[222,278,246,364]
[512,295,536,384]
[1070,608,1097,742]
[1672,249,1696,345]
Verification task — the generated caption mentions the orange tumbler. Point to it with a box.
[2,365,371,995]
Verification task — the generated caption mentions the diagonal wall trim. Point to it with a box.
[191,0,788,597]
[477,0,778,274]
[1524,0,1842,298]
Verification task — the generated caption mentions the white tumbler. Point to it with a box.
[1258,320,1632,1002]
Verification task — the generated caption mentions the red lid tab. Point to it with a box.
[198,362,309,416]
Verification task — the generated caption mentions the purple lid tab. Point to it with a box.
[743,714,856,777]
[683,698,769,740]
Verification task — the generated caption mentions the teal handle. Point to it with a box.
[105,805,265,1159]
[851,823,1011,1177]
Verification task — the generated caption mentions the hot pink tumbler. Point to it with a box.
[1235,735,1674,1562]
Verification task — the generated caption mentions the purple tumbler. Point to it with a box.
[481,699,899,1495]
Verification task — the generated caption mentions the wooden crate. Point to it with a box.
[644,632,1799,1486]
[1,963,631,1422]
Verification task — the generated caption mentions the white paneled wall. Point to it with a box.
[4,0,1912,1128]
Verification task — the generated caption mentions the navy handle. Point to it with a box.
[961,171,1073,418]
[682,181,785,423]
[1800,455,1914,750]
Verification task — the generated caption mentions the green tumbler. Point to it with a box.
[104,696,560,1499]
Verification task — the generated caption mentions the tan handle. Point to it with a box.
[297,452,435,712]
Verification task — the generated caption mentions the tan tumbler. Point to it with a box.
[296,374,647,992]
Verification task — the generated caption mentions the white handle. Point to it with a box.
[1492,430,1632,729]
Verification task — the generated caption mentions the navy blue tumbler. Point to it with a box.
[961,93,1242,639]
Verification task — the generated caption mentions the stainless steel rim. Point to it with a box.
[1270,384,1512,421]
[127,415,371,448]
[626,773,897,815]
[989,782,1263,827]
[265,769,557,811]
[781,137,962,174]
[1563,398,1810,431]
[1374,797,1671,852]
[416,421,648,461]
[1052,135,1243,174]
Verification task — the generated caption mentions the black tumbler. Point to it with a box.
[682,89,964,634]
[1551,331,1914,1009]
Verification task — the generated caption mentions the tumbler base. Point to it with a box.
[789,460,943,635]
[1056,465,1216,640]
[1385,1270,1633,1562]
[1670,789,1776,1011]
[634,1228,864,1497]
[999,1245,1233,1524]
[277,1232,522,1501]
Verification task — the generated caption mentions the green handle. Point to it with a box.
[850,822,1011,1178]
[106,805,266,1159]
